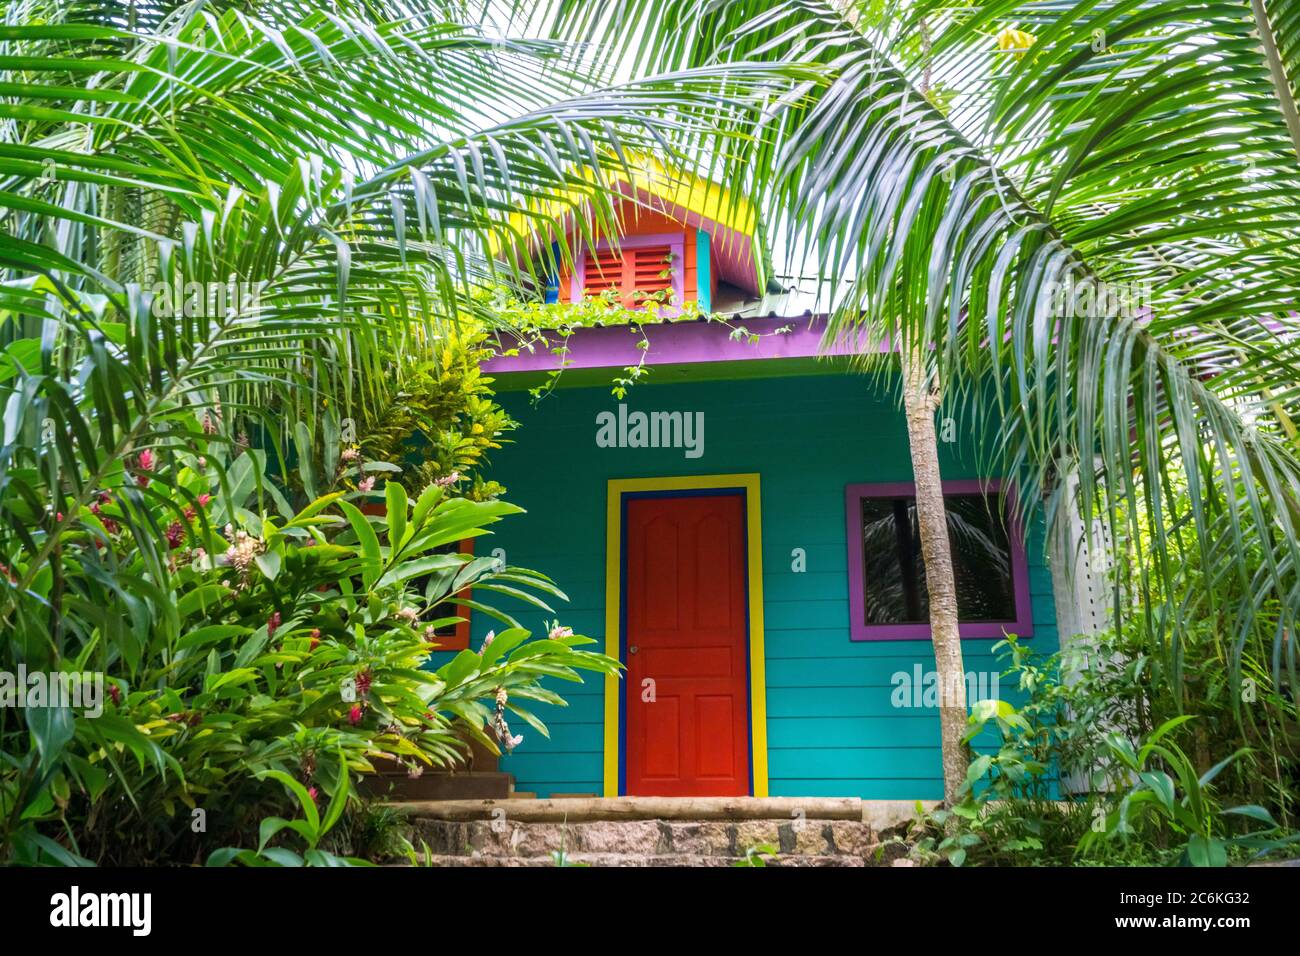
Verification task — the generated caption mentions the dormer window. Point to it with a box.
[522,168,763,313]
[572,233,685,311]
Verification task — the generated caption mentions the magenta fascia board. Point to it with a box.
[844,478,1034,641]
[483,314,879,375]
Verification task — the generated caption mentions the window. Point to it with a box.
[844,480,1033,640]
[418,536,476,650]
[572,233,684,310]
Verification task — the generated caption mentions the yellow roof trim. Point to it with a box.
[497,153,760,252]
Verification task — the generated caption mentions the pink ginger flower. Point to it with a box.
[357,476,375,492]
[135,449,154,487]
[549,625,574,640]
[435,471,461,488]
[267,611,281,640]
[165,521,184,549]
[307,786,319,803]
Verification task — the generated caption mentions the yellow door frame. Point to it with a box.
[602,473,769,797]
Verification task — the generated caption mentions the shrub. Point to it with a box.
[909,636,1300,866]
[0,441,616,865]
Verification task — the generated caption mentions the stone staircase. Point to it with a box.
[396,801,907,867]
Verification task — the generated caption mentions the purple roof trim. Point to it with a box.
[483,314,880,375]
[844,478,1035,642]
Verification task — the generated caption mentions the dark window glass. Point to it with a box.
[414,540,467,640]
[859,492,1016,625]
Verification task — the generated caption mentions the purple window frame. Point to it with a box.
[844,478,1034,641]
[572,232,685,315]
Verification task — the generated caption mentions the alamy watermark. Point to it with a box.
[50,886,151,936]
[891,664,1000,709]
[0,666,104,717]
[595,404,704,459]
[1046,275,1152,320]
[144,274,265,319]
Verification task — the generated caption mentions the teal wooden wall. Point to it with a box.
[436,371,1059,799]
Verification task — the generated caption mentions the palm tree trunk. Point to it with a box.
[900,349,969,805]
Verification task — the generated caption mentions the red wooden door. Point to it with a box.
[625,494,750,796]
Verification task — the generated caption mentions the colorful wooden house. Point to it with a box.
[445,166,1096,802]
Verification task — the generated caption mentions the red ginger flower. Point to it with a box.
[135,449,154,487]
[348,704,363,726]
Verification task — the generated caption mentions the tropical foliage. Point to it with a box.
[1,430,619,864]
[0,0,810,864]
[6,0,1300,868]
[539,0,1300,859]
[545,0,1300,702]
[904,635,1299,866]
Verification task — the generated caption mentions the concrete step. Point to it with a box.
[409,852,870,867]
[407,818,882,861]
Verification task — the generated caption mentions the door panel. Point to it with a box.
[625,493,749,796]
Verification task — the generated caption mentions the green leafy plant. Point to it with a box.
[733,842,779,867]
[1,438,619,863]
[1080,717,1300,866]
[909,636,1300,866]
[347,332,517,500]
[207,756,368,867]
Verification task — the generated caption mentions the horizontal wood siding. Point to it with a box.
[428,373,1060,798]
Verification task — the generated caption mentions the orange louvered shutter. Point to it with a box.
[582,244,673,308]
[583,247,624,298]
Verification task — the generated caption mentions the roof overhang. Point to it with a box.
[482,314,881,391]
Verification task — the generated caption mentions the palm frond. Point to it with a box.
[546,0,1300,699]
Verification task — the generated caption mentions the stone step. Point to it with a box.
[407,818,882,860]
[409,852,870,867]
